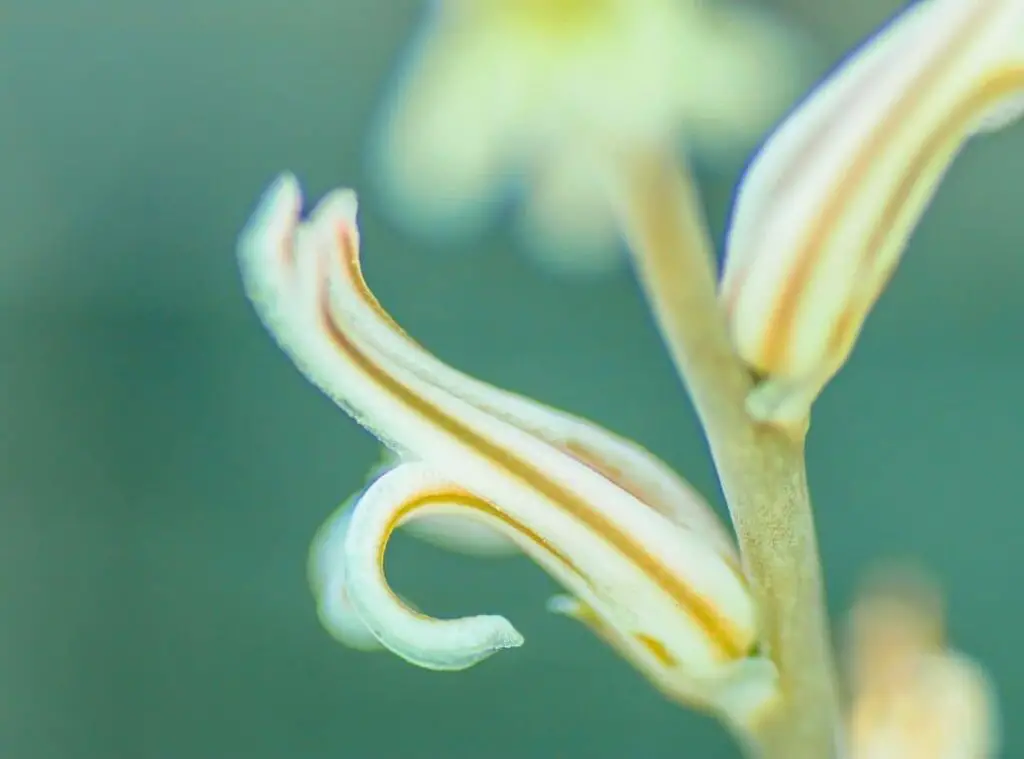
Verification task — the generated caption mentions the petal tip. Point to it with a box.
[237,172,303,271]
[269,171,301,199]
[254,172,303,228]
[492,620,526,652]
[313,187,360,227]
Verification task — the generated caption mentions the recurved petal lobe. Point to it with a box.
[238,174,775,725]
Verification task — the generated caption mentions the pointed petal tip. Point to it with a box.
[384,613,526,671]
[238,173,302,259]
[312,187,360,228]
[254,172,303,226]
[491,621,526,652]
[269,171,300,198]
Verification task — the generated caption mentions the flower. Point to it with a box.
[720,0,1024,429]
[236,2,1023,753]
[237,174,778,730]
[372,0,804,275]
[844,571,998,758]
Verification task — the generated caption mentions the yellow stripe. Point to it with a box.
[318,226,748,660]
[826,66,1024,360]
[763,0,1002,371]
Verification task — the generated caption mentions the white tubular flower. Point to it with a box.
[372,0,803,275]
[845,572,999,759]
[720,0,1024,429]
[238,175,778,730]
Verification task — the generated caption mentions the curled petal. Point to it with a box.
[239,175,762,713]
[309,469,516,650]
[400,511,520,557]
[241,174,737,560]
[341,462,525,670]
[366,448,520,557]
[293,187,740,563]
[308,499,382,651]
[721,0,1024,428]
[340,459,774,725]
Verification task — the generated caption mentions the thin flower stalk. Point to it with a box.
[610,150,839,759]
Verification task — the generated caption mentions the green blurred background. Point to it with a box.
[2,1,1021,757]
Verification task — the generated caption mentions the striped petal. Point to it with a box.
[308,459,517,650]
[238,175,775,723]
[721,0,1024,428]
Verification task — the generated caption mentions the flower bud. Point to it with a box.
[721,0,1024,427]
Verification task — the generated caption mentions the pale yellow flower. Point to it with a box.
[720,0,1024,428]
[238,174,778,732]
[236,2,1019,753]
[845,571,998,759]
[371,0,804,275]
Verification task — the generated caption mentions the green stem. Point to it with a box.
[613,151,840,759]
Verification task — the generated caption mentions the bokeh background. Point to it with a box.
[2,1,1021,757]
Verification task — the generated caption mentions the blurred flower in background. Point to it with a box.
[370,0,808,275]
[845,569,999,759]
